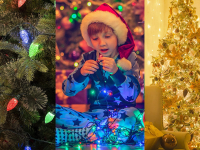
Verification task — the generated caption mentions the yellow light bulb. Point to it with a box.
[56,56,60,60]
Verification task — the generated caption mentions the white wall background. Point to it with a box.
[145,0,200,86]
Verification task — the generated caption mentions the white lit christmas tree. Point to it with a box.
[151,0,200,149]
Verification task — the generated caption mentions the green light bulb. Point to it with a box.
[77,13,81,18]
[118,5,123,11]
[69,18,74,23]
[74,7,77,10]
[45,112,55,124]
[29,43,42,57]
[90,90,95,95]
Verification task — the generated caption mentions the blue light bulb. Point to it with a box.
[20,29,29,44]
[139,142,143,146]
[24,146,31,150]
[20,28,33,52]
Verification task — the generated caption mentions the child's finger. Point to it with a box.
[86,66,97,72]
[90,64,99,69]
[87,60,98,65]
[98,57,111,61]
[101,60,110,64]
[103,63,111,69]
[87,70,95,74]
[102,67,110,72]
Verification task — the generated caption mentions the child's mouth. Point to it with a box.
[100,49,108,53]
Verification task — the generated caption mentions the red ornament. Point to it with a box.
[79,40,94,53]
[132,2,136,6]
[57,26,61,29]
[18,0,26,8]
[7,98,18,111]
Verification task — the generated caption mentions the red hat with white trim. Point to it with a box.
[80,3,135,60]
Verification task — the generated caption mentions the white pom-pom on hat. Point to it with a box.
[117,57,132,71]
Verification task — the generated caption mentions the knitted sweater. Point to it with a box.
[62,50,140,111]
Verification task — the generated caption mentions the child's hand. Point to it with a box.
[80,60,99,76]
[98,57,118,75]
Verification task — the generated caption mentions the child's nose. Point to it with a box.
[99,38,106,46]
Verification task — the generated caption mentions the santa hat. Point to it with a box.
[80,3,135,71]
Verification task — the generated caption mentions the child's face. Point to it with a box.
[90,29,118,58]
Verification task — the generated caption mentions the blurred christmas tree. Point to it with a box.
[55,0,144,70]
[0,0,55,149]
[151,0,200,148]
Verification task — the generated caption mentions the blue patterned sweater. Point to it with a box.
[62,50,140,111]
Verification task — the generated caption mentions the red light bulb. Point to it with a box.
[7,98,18,111]
[18,0,26,8]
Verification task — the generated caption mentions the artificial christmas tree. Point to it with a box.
[0,0,55,149]
[151,0,200,148]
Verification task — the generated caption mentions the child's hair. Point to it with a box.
[87,22,114,37]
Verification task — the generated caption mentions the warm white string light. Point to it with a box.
[145,0,165,86]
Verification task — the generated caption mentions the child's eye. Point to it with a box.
[105,36,110,38]
[92,38,98,40]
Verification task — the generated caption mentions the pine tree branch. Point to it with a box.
[0,42,27,57]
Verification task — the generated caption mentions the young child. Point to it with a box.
[56,3,141,146]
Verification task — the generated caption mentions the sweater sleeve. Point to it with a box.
[62,54,90,96]
[110,52,141,102]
